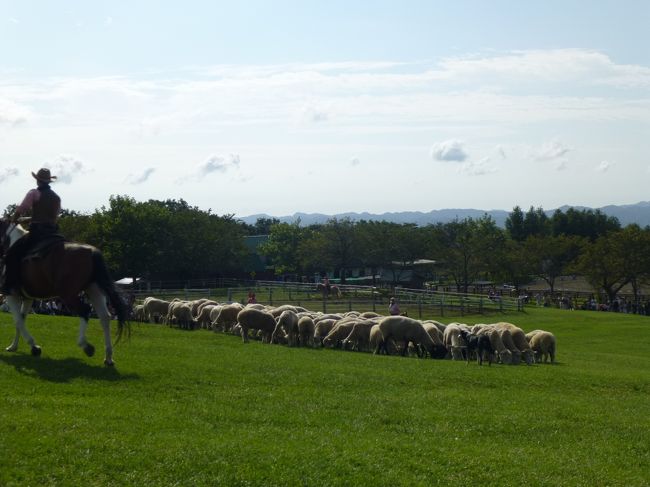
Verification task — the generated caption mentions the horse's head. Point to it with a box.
[0,218,27,254]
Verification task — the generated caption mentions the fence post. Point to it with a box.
[372,291,376,312]
[418,296,422,318]
[348,299,352,312]
[323,296,327,314]
[269,288,273,305]
[227,288,232,303]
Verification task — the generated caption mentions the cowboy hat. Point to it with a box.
[31,168,57,183]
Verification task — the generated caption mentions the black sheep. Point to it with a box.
[459,330,495,366]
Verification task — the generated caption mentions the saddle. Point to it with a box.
[23,234,66,261]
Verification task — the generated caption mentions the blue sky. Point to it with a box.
[1,1,649,217]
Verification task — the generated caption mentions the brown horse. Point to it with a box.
[0,219,129,366]
[316,282,342,299]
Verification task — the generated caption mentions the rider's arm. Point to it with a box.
[13,189,39,220]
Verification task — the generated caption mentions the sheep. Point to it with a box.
[194,299,219,319]
[360,311,382,319]
[313,319,338,345]
[245,303,265,311]
[190,298,211,318]
[297,316,316,347]
[494,327,521,365]
[195,304,217,329]
[133,304,146,322]
[421,323,448,359]
[423,320,447,335]
[143,297,170,324]
[212,303,244,332]
[529,331,557,364]
[479,327,513,365]
[525,330,542,342]
[322,321,357,349]
[443,323,468,360]
[168,301,195,330]
[269,304,300,318]
[458,329,494,365]
[272,310,300,346]
[376,316,445,358]
[209,305,224,325]
[494,322,534,365]
[235,308,277,343]
[341,320,376,352]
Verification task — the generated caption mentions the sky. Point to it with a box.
[1,0,649,218]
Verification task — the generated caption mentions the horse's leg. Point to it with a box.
[85,284,114,366]
[5,295,41,355]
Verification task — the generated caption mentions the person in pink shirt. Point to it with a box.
[1,168,62,295]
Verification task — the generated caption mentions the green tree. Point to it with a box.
[524,234,584,294]
[258,221,304,276]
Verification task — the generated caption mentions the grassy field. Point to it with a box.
[0,306,648,486]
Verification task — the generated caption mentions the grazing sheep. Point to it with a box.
[297,316,316,347]
[245,303,265,311]
[236,308,277,343]
[143,297,170,324]
[494,327,521,365]
[194,299,219,319]
[360,311,381,319]
[376,316,445,358]
[423,320,447,335]
[529,331,557,364]
[269,304,300,318]
[133,304,146,322]
[190,299,211,318]
[195,304,217,329]
[525,331,540,342]
[479,327,513,365]
[322,321,357,349]
[443,323,468,360]
[272,310,300,346]
[494,322,534,365]
[459,329,494,365]
[341,320,375,352]
[421,323,448,359]
[213,303,244,332]
[168,302,195,330]
[314,319,338,345]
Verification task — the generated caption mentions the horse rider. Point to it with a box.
[1,168,61,295]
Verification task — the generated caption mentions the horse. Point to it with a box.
[0,218,129,366]
[315,282,342,299]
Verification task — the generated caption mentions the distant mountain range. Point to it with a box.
[239,201,650,228]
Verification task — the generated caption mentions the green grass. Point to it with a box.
[0,307,649,486]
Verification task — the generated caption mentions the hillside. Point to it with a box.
[239,201,650,228]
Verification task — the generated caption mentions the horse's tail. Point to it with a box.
[91,248,130,343]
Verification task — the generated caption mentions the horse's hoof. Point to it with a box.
[104,359,115,367]
[31,345,42,357]
[83,344,95,357]
[5,344,18,352]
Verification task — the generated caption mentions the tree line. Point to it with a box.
[4,196,650,301]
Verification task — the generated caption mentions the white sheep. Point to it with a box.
[376,316,445,358]
[212,303,244,332]
[322,321,358,348]
[341,320,376,352]
[143,297,170,324]
[493,322,534,365]
[272,310,300,346]
[235,308,277,343]
[443,323,468,360]
[529,331,557,364]
[297,316,316,347]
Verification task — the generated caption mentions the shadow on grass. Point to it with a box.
[0,353,140,383]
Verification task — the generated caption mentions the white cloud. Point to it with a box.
[596,160,614,172]
[350,157,360,166]
[179,154,241,183]
[105,16,113,26]
[531,139,572,162]
[45,155,92,184]
[127,167,155,184]
[9,17,19,24]
[430,139,468,162]
[495,145,507,159]
[0,98,30,126]
[0,166,19,184]
[459,157,498,176]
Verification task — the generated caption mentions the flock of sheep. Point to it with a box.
[135,297,557,365]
